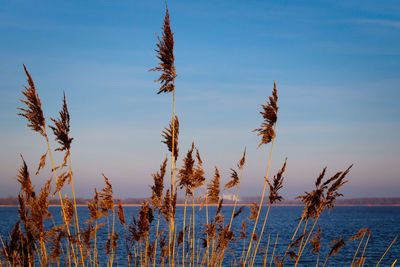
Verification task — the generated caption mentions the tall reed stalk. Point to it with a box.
[245,81,279,265]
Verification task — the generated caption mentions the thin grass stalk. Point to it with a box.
[351,232,366,266]
[262,234,271,267]
[281,216,304,263]
[110,208,116,267]
[295,216,320,266]
[250,204,272,267]
[122,224,131,267]
[390,259,397,267]
[316,253,320,267]
[321,251,329,267]
[67,154,85,267]
[172,220,178,267]
[228,170,243,230]
[244,137,275,265]
[153,212,161,267]
[297,219,308,258]
[204,183,210,266]
[240,238,247,264]
[187,214,193,266]
[169,86,176,267]
[269,234,279,267]
[192,197,196,267]
[375,236,397,267]
[360,232,370,267]
[182,195,188,266]
[139,240,143,267]
[93,220,98,267]
[44,132,78,266]
[196,238,201,267]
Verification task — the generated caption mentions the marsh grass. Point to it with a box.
[1,5,397,267]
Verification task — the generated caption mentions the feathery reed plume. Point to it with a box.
[253,81,278,148]
[349,228,370,242]
[16,155,34,201]
[207,167,220,204]
[248,202,259,221]
[81,224,94,250]
[149,4,177,94]
[162,116,179,161]
[297,165,353,221]
[64,195,74,224]
[117,198,126,226]
[284,231,309,264]
[49,92,73,152]
[224,169,239,190]
[87,189,101,222]
[138,201,154,239]
[238,220,246,241]
[177,228,186,247]
[238,147,246,170]
[327,237,346,259]
[99,174,114,215]
[35,151,47,175]
[159,234,168,264]
[233,206,245,219]
[52,170,69,197]
[30,178,52,234]
[325,164,353,211]
[311,225,322,254]
[17,65,46,136]
[48,227,66,264]
[266,158,287,204]
[106,232,119,255]
[193,148,206,189]
[1,221,24,265]
[178,142,195,195]
[150,157,168,210]
[216,225,234,254]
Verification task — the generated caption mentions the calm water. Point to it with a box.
[0,206,399,266]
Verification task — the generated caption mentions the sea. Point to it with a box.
[0,205,399,266]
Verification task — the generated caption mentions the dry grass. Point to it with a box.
[1,4,396,267]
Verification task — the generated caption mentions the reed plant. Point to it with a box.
[1,4,397,267]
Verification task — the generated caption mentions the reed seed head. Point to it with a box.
[248,202,259,221]
[149,4,177,94]
[253,81,279,148]
[16,155,34,201]
[117,198,126,226]
[18,65,46,136]
[207,167,220,204]
[49,91,73,152]
[310,225,322,254]
[327,237,346,259]
[161,115,179,160]
[266,158,287,205]
[349,228,370,242]
[178,142,195,195]
[150,157,167,210]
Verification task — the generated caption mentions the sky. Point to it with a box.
[0,0,399,199]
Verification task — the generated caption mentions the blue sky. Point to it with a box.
[0,0,399,199]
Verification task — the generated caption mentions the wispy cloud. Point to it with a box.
[353,18,400,29]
